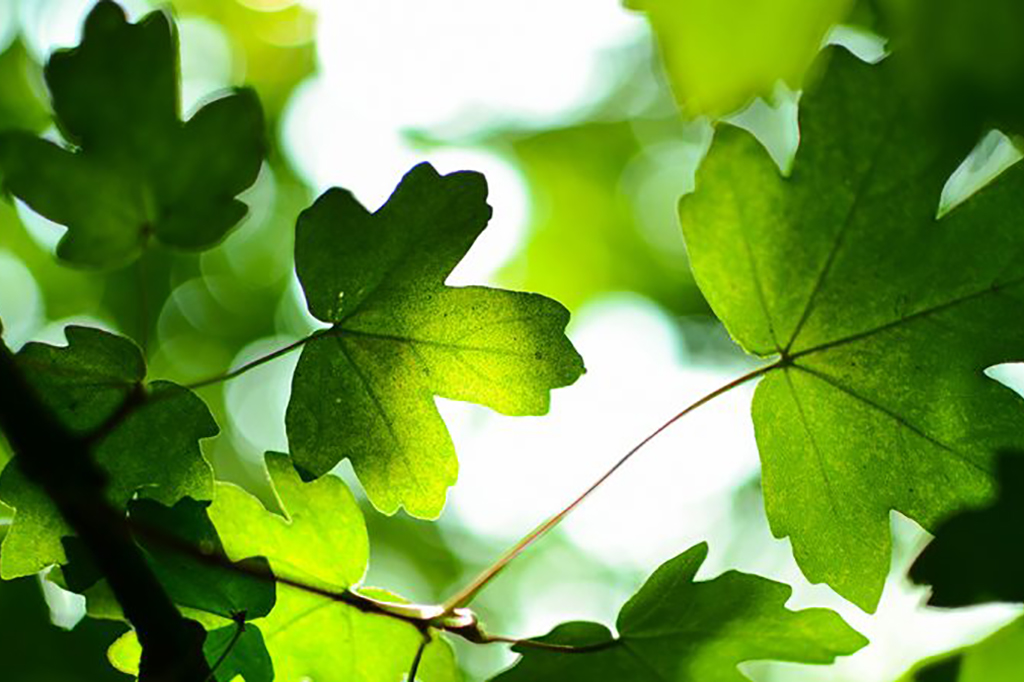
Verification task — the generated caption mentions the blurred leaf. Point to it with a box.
[910,451,1024,606]
[491,542,865,681]
[0,575,129,682]
[628,0,853,116]
[868,0,1024,135]
[287,162,585,518]
[498,120,709,316]
[680,49,1024,611]
[0,0,264,269]
[0,326,216,578]
[210,452,458,682]
[0,39,49,133]
[173,0,316,119]
[898,617,1024,682]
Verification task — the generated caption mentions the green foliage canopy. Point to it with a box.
[5,1,1024,680]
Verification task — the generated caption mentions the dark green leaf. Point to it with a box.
[128,498,275,621]
[0,575,129,682]
[909,450,1024,606]
[492,543,866,681]
[287,162,585,517]
[871,0,1024,135]
[679,48,1024,610]
[107,622,275,682]
[0,0,264,268]
[202,625,274,682]
[0,327,216,578]
[13,325,144,434]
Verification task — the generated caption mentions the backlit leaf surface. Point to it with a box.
[679,48,1024,610]
[287,162,585,518]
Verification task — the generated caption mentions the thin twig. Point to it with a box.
[441,361,780,613]
[126,511,624,655]
[88,330,324,441]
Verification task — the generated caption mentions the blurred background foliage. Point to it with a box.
[0,1,1022,681]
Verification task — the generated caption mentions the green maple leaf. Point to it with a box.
[491,542,865,682]
[106,452,460,681]
[626,0,853,116]
[0,0,264,268]
[897,616,1024,682]
[0,326,216,578]
[286,162,585,518]
[679,48,1024,611]
[0,576,128,682]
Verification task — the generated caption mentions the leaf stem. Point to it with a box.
[406,632,430,681]
[184,330,326,391]
[440,361,779,614]
[477,633,618,654]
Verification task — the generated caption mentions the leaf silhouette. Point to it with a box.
[0,0,264,268]
[287,162,585,518]
[910,450,1024,606]
[679,47,1024,610]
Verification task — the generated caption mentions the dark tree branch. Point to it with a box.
[0,338,211,682]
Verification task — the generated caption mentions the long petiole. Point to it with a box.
[440,360,780,614]
[185,329,328,391]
